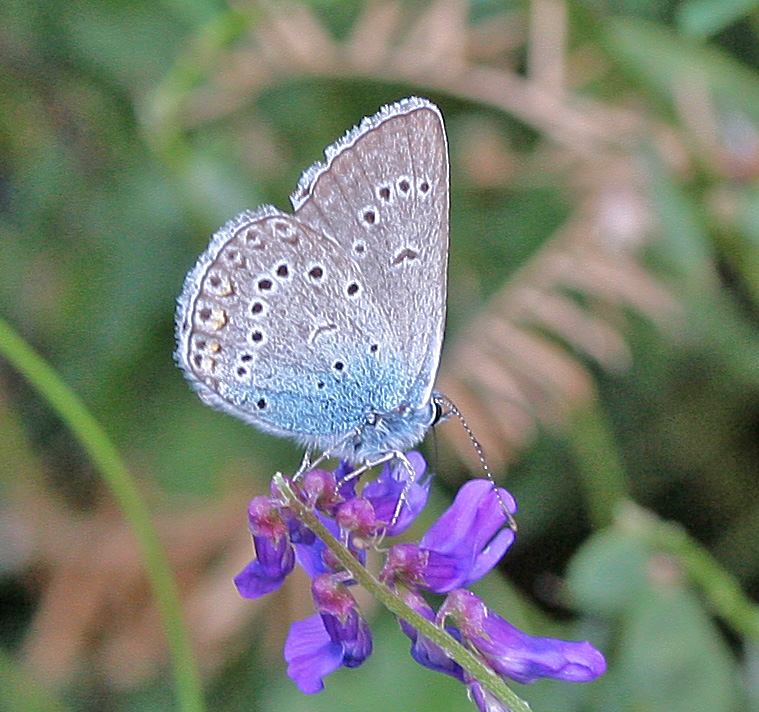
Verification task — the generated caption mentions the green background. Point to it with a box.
[2,0,759,710]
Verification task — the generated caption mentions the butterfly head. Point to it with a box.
[312,399,438,464]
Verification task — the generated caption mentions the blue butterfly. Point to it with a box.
[175,97,449,472]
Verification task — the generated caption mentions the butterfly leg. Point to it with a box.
[294,448,318,480]
[335,451,417,528]
[336,450,403,483]
[391,455,418,527]
[296,424,366,477]
[295,425,371,480]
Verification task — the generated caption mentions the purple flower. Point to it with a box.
[381,479,516,593]
[312,574,372,667]
[293,512,367,579]
[236,454,431,595]
[335,497,381,540]
[234,497,295,598]
[300,468,343,511]
[284,575,372,693]
[466,677,511,712]
[396,588,465,681]
[234,452,606,707]
[284,615,344,694]
[362,451,431,535]
[441,589,607,685]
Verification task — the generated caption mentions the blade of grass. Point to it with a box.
[0,316,205,712]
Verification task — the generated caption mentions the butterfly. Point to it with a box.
[175,97,449,474]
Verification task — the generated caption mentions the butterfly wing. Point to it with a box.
[175,97,449,449]
[292,97,449,409]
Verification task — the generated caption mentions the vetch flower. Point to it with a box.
[440,589,607,685]
[396,587,465,681]
[300,468,343,511]
[235,454,429,595]
[284,574,373,693]
[362,450,431,535]
[293,510,368,578]
[234,496,295,598]
[233,452,606,711]
[312,574,373,666]
[381,479,516,593]
[334,497,376,533]
[467,676,513,712]
[284,615,344,694]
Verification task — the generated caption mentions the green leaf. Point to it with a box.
[677,0,759,39]
[639,147,715,286]
[606,17,759,124]
[614,586,742,712]
[565,522,651,616]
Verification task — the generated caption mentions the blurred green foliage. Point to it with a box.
[3,0,759,711]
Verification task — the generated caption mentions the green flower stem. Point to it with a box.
[0,316,205,712]
[273,473,531,712]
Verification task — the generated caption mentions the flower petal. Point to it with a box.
[467,677,511,712]
[412,481,516,592]
[465,529,515,585]
[363,451,430,535]
[234,536,295,599]
[284,615,344,694]
[395,589,465,681]
[234,558,289,598]
[443,589,607,685]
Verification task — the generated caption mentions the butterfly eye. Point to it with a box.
[430,400,446,425]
